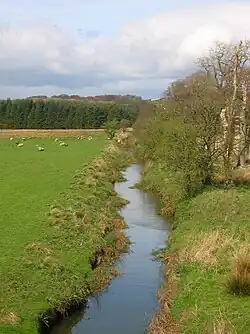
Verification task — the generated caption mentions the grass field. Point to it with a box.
[0,134,125,333]
[140,162,250,334]
[169,187,250,333]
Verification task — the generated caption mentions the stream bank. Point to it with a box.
[35,144,130,334]
[48,164,170,334]
[138,159,250,333]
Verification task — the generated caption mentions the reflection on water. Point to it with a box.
[50,164,169,334]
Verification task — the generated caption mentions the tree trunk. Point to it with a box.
[239,78,247,166]
[223,41,242,178]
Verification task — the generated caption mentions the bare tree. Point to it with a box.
[199,40,250,179]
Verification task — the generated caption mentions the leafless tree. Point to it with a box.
[198,40,250,179]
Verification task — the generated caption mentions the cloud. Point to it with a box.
[1,1,250,98]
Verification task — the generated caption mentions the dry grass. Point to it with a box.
[0,128,104,139]
[212,319,233,334]
[227,244,250,296]
[0,312,19,326]
[25,243,52,254]
[180,307,198,324]
[141,160,154,174]
[204,314,235,334]
[214,166,250,185]
[148,253,179,334]
[180,230,234,266]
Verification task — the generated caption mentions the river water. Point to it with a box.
[50,164,169,334]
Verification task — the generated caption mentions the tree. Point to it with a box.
[198,40,250,179]
[163,72,223,184]
[104,119,119,139]
[119,119,130,132]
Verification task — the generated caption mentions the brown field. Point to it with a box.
[0,128,104,139]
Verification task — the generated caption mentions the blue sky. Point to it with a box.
[0,0,249,98]
[2,0,209,35]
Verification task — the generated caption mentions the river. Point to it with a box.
[49,164,170,334]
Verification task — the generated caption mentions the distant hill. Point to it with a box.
[28,94,142,101]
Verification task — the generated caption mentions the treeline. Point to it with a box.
[136,40,250,204]
[0,99,139,129]
[28,94,142,101]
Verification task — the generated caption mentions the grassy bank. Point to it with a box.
[0,136,129,334]
[140,162,250,334]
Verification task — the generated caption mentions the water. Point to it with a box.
[50,164,169,334]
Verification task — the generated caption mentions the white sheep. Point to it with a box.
[59,142,68,147]
[38,146,44,151]
[10,137,14,141]
[17,143,23,147]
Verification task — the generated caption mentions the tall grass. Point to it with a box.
[227,245,250,296]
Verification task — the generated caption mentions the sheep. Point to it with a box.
[17,143,23,147]
[59,142,68,147]
[88,136,92,140]
[10,137,14,141]
[38,146,44,151]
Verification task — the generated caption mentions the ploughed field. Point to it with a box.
[0,134,106,333]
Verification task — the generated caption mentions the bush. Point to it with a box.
[138,106,213,197]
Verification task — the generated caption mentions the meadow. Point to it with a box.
[0,134,127,333]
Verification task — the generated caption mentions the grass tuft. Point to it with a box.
[227,245,250,296]
[0,312,20,326]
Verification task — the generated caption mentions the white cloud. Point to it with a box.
[1,1,250,97]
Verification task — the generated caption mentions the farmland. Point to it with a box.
[0,134,127,333]
[0,129,104,139]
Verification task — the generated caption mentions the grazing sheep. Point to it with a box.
[59,142,68,147]
[38,146,44,151]
[17,143,23,147]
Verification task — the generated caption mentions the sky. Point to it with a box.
[1,0,250,98]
